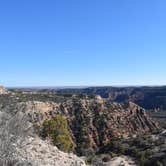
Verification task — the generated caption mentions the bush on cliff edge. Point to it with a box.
[41,115,74,152]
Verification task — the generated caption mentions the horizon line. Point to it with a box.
[6,85,166,89]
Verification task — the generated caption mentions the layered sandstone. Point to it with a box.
[15,98,159,151]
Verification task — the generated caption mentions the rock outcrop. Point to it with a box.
[0,103,86,166]
[16,136,86,166]
[15,98,159,152]
[0,86,8,94]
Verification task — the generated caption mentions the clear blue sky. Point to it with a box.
[0,0,165,86]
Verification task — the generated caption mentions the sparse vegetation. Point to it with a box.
[98,133,166,166]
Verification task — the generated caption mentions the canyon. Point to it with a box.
[0,87,165,165]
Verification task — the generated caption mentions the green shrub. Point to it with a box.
[41,115,74,152]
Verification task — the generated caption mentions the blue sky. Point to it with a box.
[0,0,165,86]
